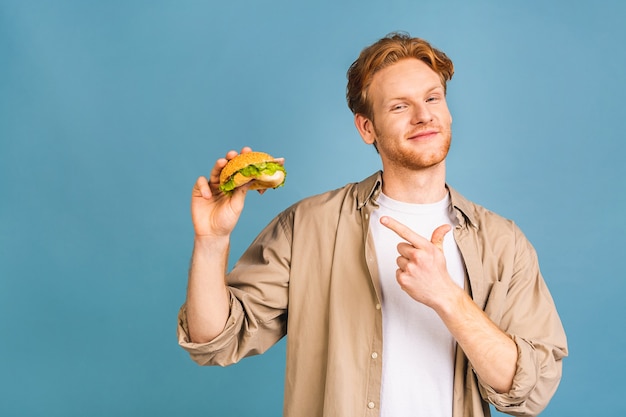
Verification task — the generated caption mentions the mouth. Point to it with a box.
[407,129,439,141]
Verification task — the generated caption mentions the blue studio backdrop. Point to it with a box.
[1,1,625,416]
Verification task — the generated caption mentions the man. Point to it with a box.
[178,32,568,416]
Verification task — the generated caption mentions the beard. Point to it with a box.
[373,124,452,171]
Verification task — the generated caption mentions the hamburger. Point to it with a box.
[219,151,286,194]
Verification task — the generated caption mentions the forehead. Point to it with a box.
[368,58,443,101]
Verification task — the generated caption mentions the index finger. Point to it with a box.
[380,216,430,248]
[209,157,229,184]
[208,147,253,184]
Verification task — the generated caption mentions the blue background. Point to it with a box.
[1,0,624,416]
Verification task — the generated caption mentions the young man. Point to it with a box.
[178,33,568,416]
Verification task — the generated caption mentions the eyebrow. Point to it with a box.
[422,85,445,94]
[384,85,445,104]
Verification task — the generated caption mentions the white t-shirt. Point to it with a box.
[370,192,466,417]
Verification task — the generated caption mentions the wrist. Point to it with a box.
[193,234,230,251]
[433,283,467,319]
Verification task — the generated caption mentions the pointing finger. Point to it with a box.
[381,216,452,251]
[380,216,430,247]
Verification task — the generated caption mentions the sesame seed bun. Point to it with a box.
[219,151,285,192]
[219,152,274,184]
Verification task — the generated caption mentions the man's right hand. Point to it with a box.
[185,147,257,343]
[191,147,253,238]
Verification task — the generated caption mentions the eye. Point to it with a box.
[426,88,445,103]
[391,103,407,111]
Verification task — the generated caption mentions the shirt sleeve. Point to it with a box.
[177,212,292,367]
[477,223,568,416]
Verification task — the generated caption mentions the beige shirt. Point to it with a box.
[178,171,568,417]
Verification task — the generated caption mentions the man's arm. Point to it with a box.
[184,148,252,343]
[185,235,231,343]
[380,217,517,393]
[435,282,517,393]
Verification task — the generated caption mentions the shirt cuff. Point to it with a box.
[177,292,243,359]
[476,334,539,408]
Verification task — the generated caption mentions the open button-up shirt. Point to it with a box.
[178,171,568,417]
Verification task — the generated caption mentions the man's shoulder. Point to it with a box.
[448,186,518,231]
[286,172,381,213]
[286,182,358,215]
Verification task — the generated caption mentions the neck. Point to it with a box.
[380,162,447,204]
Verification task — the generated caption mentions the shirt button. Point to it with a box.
[367,401,376,409]
[371,352,378,359]
[375,303,381,310]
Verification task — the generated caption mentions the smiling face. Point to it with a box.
[355,58,453,173]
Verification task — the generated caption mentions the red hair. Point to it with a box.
[346,32,454,119]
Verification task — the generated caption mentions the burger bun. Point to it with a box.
[219,151,286,192]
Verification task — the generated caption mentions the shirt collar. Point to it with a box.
[354,171,479,229]
[355,171,383,210]
[448,186,479,230]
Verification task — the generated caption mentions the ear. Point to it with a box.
[354,113,376,145]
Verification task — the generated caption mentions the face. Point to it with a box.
[355,58,453,172]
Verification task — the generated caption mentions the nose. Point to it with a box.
[411,103,433,124]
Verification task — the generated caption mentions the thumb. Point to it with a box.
[431,224,452,251]
[230,182,249,208]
